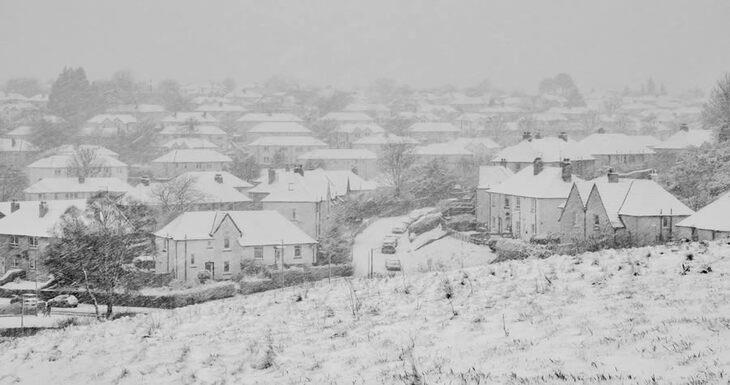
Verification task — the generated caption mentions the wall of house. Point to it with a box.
[593,154,654,172]
[152,161,231,179]
[475,189,490,224]
[24,191,113,201]
[0,234,50,280]
[261,201,321,238]
[252,144,326,166]
[487,192,564,240]
[27,166,129,183]
[316,158,376,179]
[620,215,689,245]
[496,160,596,179]
[558,188,587,242]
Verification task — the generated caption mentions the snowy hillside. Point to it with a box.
[1,242,729,384]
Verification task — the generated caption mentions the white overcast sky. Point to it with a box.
[0,0,728,92]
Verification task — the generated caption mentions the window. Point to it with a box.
[207,240,213,249]
[593,214,600,228]
[662,217,670,228]
[530,199,537,213]
[9,235,18,247]
[223,261,230,272]
[12,257,19,267]
[29,237,38,248]
[504,196,510,208]
[190,254,195,265]
[223,237,230,249]
[291,208,297,220]
[294,245,302,258]
[274,246,282,261]
[515,198,521,211]
[254,246,263,260]
[29,258,36,270]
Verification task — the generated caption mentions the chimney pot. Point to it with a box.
[533,157,544,175]
[534,131,542,139]
[267,168,276,184]
[607,168,619,183]
[78,176,85,184]
[39,201,48,218]
[558,131,568,142]
[10,199,19,213]
[522,131,532,142]
[597,127,606,134]
[214,173,223,183]
[561,158,572,182]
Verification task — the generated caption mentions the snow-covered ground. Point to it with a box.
[352,216,494,276]
[0,242,728,384]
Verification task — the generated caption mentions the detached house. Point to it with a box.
[320,111,374,124]
[151,149,232,179]
[246,122,313,142]
[26,154,129,182]
[153,211,317,282]
[490,133,595,178]
[676,191,730,241]
[247,136,327,167]
[579,133,655,171]
[298,149,377,179]
[24,177,135,201]
[132,171,253,211]
[487,158,581,240]
[352,134,419,154]
[235,113,303,138]
[409,122,461,143]
[82,114,138,137]
[107,104,166,122]
[559,172,694,245]
[161,112,218,128]
[158,125,229,149]
[161,137,219,150]
[333,122,385,148]
[0,200,86,280]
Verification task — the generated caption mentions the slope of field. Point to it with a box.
[0,242,728,384]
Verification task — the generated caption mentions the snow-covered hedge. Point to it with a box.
[239,264,353,295]
[492,238,551,263]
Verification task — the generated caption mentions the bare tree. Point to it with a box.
[150,175,207,215]
[378,143,416,197]
[68,147,102,178]
[702,73,730,128]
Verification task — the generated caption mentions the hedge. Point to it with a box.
[239,264,353,295]
[0,281,236,309]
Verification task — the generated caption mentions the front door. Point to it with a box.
[204,262,215,278]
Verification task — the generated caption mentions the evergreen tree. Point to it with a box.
[702,73,730,128]
[48,67,95,127]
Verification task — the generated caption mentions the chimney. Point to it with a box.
[607,168,619,183]
[499,158,507,168]
[214,173,223,184]
[534,131,542,139]
[533,157,544,175]
[293,164,304,176]
[679,123,689,132]
[597,127,606,134]
[39,201,48,218]
[267,168,276,184]
[10,138,16,147]
[351,166,359,175]
[561,158,572,182]
[522,131,532,142]
[558,131,568,142]
[10,199,19,213]
[78,176,85,184]
[140,176,150,186]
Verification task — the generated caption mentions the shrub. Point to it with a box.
[238,264,353,294]
[197,270,212,284]
[493,238,550,263]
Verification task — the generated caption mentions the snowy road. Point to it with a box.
[352,216,496,277]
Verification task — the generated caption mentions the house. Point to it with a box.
[413,143,475,169]
[454,113,489,135]
[445,137,501,163]
[82,114,138,137]
[298,149,378,179]
[409,122,461,143]
[132,171,253,211]
[151,149,233,179]
[487,158,581,240]
[5,125,33,141]
[333,122,385,148]
[107,104,166,122]
[352,133,419,154]
[246,122,313,142]
[579,133,655,171]
[161,137,219,150]
[153,211,317,282]
[249,167,374,238]
[0,137,38,166]
[24,177,135,201]
[51,144,119,158]
[320,111,374,124]
[247,136,327,167]
[194,103,246,120]
[343,103,390,122]
[559,172,694,245]
[652,125,714,153]
[26,154,129,182]
[676,191,730,241]
[475,166,514,225]
[491,133,595,177]
[0,200,86,280]
[161,112,218,128]
[158,125,229,149]
[235,112,303,137]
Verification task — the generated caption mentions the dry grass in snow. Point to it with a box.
[0,242,729,384]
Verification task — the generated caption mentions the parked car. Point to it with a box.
[469,232,491,245]
[383,235,399,247]
[392,222,408,234]
[385,259,402,271]
[47,294,79,308]
[381,238,397,254]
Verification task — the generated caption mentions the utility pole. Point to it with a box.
[280,239,285,286]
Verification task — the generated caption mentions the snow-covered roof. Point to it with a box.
[298,149,377,160]
[107,104,165,113]
[352,134,419,146]
[152,149,232,164]
[532,112,568,122]
[25,177,134,195]
[248,136,327,147]
[334,122,385,134]
[343,103,389,113]
[6,125,33,137]
[27,154,127,169]
[579,133,655,156]
[159,125,227,136]
[133,172,251,205]
[654,129,714,150]
[87,114,137,124]
[154,210,316,245]
[51,145,118,158]
[0,137,38,152]
[320,111,374,122]
[161,112,218,124]
[161,137,219,149]
[677,191,730,231]
[236,112,302,123]
[489,166,582,199]
[0,200,87,237]
[493,137,594,163]
[195,104,246,113]
[455,113,489,122]
[409,122,460,133]
[414,143,474,156]
[616,179,694,217]
[247,122,312,134]
[477,166,514,189]
[252,168,374,203]
[447,137,501,150]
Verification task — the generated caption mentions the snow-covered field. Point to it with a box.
[0,242,729,384]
